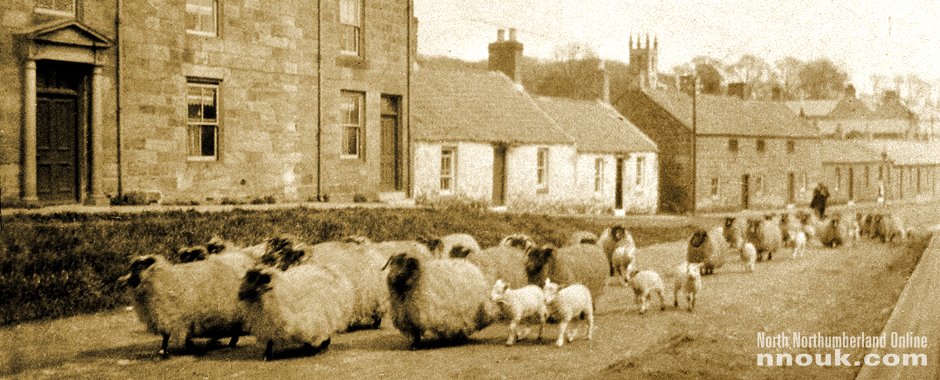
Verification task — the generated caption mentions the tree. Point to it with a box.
[796,59,848,100]
[530,42,603,100]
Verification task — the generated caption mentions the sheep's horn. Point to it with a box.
[380,255,396,271]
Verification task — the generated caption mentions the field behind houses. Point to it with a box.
[0,206,696,326]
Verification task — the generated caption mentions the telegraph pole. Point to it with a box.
[690,76,698,214]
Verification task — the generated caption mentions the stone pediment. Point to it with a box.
[20,19,113,49]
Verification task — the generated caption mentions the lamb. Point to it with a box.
[120,254,249,358]
[305,241,390,330]
[740,242,757,272]
[525,243,607,304]
[673,262,703,312]
[384,253,498,348]
[625,266,666,314]
[542,278,594,347]
[490,279,547,345]
[597,225,636,277]
[419,233,482,258]
[238,265,355,361]
[845,218,861,247]
[567,230,600,246]
[791,231,807,258]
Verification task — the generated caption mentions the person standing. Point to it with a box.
[810,183,830,218]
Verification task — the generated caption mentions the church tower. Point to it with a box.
[628,33,658,90]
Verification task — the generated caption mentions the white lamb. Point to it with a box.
[740,242,757,272]
[792,231,807,259]
[626,266,666,314]
[490,279,547,345]
[542,278,594,347]
[673,262,703,312]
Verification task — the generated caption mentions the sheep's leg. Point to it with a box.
[159,333,170,359]
[673,287,680,308]
[228,334,240,348]
[688,293,695,312]
[556,319,569,347]
[506,319,519,346]
[263,341,274,361]
[586,309,594,341]
[639,291,649,314]
[537,313,546,341]
[409,331,422,350]
[657,289,666,311]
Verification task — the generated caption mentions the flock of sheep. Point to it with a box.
[118,209,908,361]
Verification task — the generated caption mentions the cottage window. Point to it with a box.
[879,166,884,181]
[755,175,765,194]
[636,156,645,186]
[339,0,362,55]
[787,140,795,153]
[35,0,76,16]
[728,139,739,152]
[710,178,719,198]
[536,148,549,191]
[186,0,217,36]
[865,166,870,188]
[440,147,456,193]
[593,158,605,193]
[756,139,766,153]
[340,91,364,158]
[186,81,219,160]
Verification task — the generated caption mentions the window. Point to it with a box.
[536,148,548,191]
[35,0,76,16]
[865,166,870,188]
[787,140,795,153]
[593,158,605,193]
[340,91,364,158]
[339,0,362,55]
[187,81,219,159]
[636,156,645,186]
[879,166,884,181]
[917,167,922,193]
[186,0,217,36]
[756,139,766,153]
[440,147,455,193]
[727,139,739,152]
[710,178,719,198]
[755,175,765,194]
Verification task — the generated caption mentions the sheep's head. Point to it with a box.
[238,268,273,301]
[417,236,443,253]
[490,279,509,302]
[542,278,560,304]
[266,234,302,255]
[449,246,473,258]
[342,235,372,245]
[119,255,159,288]
[275,247,307,270]
[385,253,421,296]
[688,229,708,248]
[578,237,597,245]
[610,225,626,242]
[501,234,537,253]
[206,236,229,254]
[525,244,556,284]
[177,245,209,263]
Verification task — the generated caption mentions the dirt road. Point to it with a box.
[2,231,931,379]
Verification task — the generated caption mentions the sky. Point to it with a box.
[414,0,940,95]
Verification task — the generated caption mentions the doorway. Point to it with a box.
[741,174,750,209]
[380,95,402,191]
[492,145,507,206]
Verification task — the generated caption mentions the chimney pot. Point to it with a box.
[508,28,517,41]
[497,29,505,42]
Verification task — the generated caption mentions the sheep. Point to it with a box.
[419,233,482,259]
[860,213,876,238]
[874,214,907,243]
[819,217,847,248]
[597,225,636,277]
[238,265,355,361]
[567,230,600,246]
[747,216,783,261]
[490,279,547,345]
[673,262,703,312]
[177,245,209,263]
[305,241,390,331]
[740,242,757,272]
[366,240,435,261]
[525,243,607,305]
[542,278,594,347]
[610,245,637,286]
[500,233,539,254]
[779,213,802,248]
[686,227,726,275]
[791,231,807,258]
[463,245,529,289]
[845,218,861,247]
[722,217,747,249]
[625,267,666,314]
[384,253,498,348]
[120,254,249,358]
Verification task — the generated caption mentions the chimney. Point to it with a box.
[488,28,524,83]
[728,82,746,99]
[844,84,856,98]
[596,60,610,103]
[883,90,899,103]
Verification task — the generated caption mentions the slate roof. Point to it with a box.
[862,140,940,166]
[819,139,883,163]
[535,97,657,154]
[413,68,572,145]
[786,100,839,118]
[640,89,818,138]
[786,97,872,120]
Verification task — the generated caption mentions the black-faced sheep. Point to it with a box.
[490,279,547,345]
[567,231,600,246]
[238,265,355,360]
[542,279,594,347]
[463,245,529,289]
[384,253,498,348]
[819,216,847,248]
[673,262,703,312]
[305,241,390,331]
[525,244,607,305]
[747,216,782,261]
[686,227,726,274]
[499,233,539,254]
[418,233,481,258]
[120,254,249,358]
[874,214,907,243]
[597,225,636,277]
[722,217,747,249]
[779,213,802,247]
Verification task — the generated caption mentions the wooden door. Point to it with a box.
[492,145,506,206]
[380,95,401,191]
[741,174,750,209]
[36,94,79,203]
[615,158,624,209]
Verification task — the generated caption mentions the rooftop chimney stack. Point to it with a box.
[596,60,610,104]
[488,27,524,83]
[844,84,857,98]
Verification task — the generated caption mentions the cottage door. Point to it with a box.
[36,62,83,204]
[492,146,507,206]
[787,172,796,204]
[848,168,855,200]
[615,158,624,209]
[379,96,401,191]
[741,174,750,209]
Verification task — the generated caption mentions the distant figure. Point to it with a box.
[810,183,830,218]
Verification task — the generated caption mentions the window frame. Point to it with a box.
[756,139,766,153]
[34,0,77,17]
[593,157,605,194]
[727,138,739,153]
[755,175,765,194]
[185,0,218,37]
[635,155,645,187]
[835,167,842,191]
[710,177,720,199]
[186,80,221,161]
[800,172,808,192]
[536,148,549,192]
[786,140,795,154]
[339,0,363,56]
[339,90,365,159]
[440,147,456,193]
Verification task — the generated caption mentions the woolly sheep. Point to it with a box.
[722,217,747,249]
[625,267,666,314]
[597,225,636,277]
[860,213,876,238]
[542,278,594,347]
[420,233,482,259]
[686,227,726,275]
[779,213,802,247]
[567,231,600,246]
[525,244,607,304]
[500,233,539,254]
[464,245,529,288]
[490,279,547,345]
[238,265,355,361]
[384,253,498,348]
[120,254,249,358]
[673,262,703,312]
[306,241,390,330]
[819,217,847,248]
[748,216,782,261]
[874,214,907,243]
[791,231,807,259]
[367,240,435,261]
[740,242,757,272]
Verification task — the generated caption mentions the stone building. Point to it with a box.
[788,86,916,139]
[1,0,414,206]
